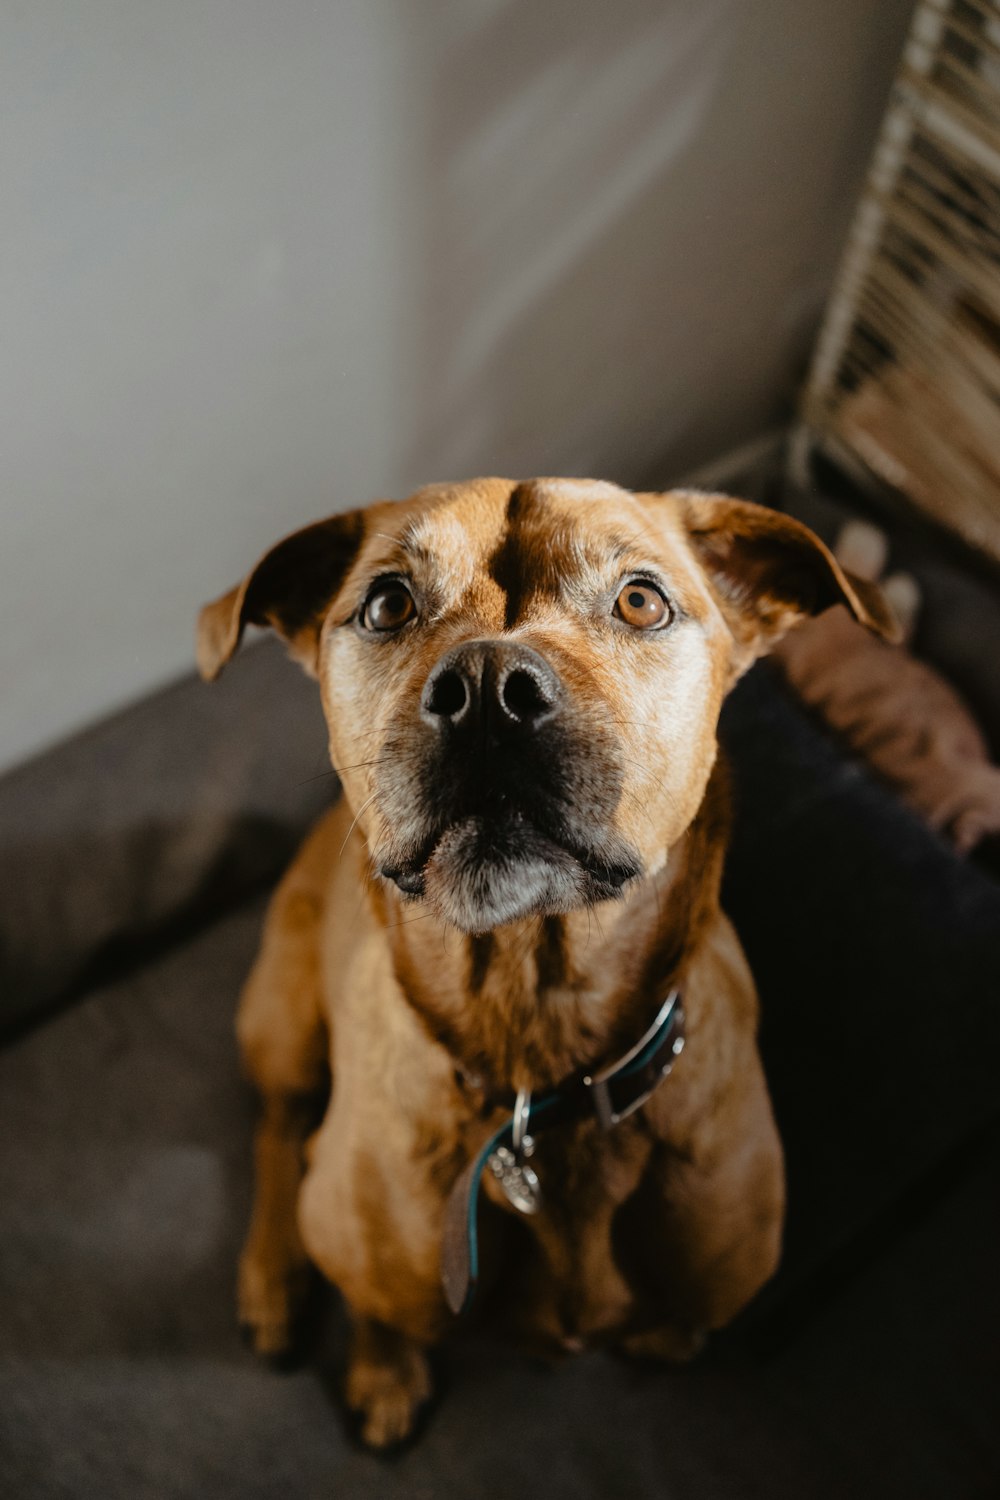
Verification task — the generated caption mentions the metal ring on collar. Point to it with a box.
[512,1088,532,1157]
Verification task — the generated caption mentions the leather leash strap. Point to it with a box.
[441,989,685,1316]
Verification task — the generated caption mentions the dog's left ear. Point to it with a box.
[677,491,901,669]
[196,509,366,681]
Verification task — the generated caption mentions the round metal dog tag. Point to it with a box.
[487,1145,542,1214]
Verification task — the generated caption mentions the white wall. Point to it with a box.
[0,0,913,771]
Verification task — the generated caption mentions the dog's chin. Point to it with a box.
[389,816,640,934]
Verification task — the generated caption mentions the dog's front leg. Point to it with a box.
[238,1093,323,1357]
[344,1314,432,1449]
[235,837,331,1358]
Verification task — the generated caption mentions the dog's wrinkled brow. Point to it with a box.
[394,521,439,564]
[601,532,658,568]
[538,529,667,580]
[360,512,667,619]
[353,529,440,584]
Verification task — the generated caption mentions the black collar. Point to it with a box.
[441,990,686,1316]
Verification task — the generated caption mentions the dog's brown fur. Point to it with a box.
[198,477,895,1447]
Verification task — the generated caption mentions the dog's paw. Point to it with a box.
[345,1340,432,1449]
[237,1248,312,1360]
[619,1324,707,1363]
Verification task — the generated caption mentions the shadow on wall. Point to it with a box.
[400,0,910,490]
[408,0,731,484]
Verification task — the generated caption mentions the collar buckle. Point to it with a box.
[583,989,685,1130]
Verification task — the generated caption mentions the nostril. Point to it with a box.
[501,668,551,723]
[426,668,468,720]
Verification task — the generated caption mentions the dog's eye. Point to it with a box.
[361,581,417,632]
[614,581,670,630]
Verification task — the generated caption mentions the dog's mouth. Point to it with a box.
[380,814,641,933]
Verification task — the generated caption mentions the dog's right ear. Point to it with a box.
[196,510,366,681]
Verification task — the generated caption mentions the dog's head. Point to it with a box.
[198,477,896,932]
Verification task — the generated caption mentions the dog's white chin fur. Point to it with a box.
[422,817,588,934]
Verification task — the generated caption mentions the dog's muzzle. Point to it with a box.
[379,638,641,929]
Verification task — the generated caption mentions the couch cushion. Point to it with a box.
[719,665,1000,1318]
[0,638,329,1038]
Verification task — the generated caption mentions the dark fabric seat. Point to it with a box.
[2,650,998,1498]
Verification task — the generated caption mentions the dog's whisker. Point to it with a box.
[608,717,663,732]
[339,791,381,859]
[292,768,342,788]
[361,824,392,882]
[327,751,423,778]
[385,909,436,930]
[618,756,682,814]
[353,842,400,922]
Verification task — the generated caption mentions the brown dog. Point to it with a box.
[197,477,894,1447]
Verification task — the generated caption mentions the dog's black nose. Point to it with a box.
[421,640,561,735]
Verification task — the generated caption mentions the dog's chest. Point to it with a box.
[480,1118,653,1340]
